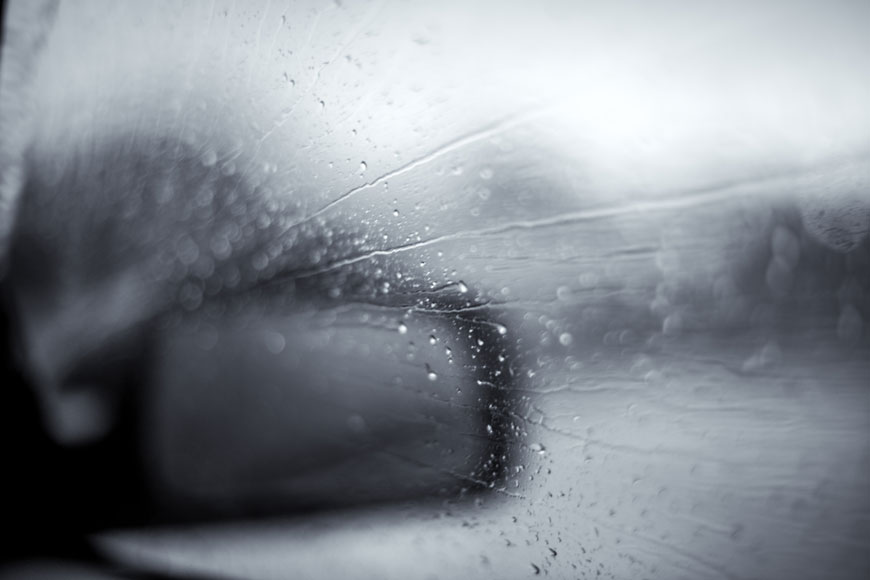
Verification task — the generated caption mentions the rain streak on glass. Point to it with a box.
[0,2,868,580]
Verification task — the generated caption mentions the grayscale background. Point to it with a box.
[0,1,868,579]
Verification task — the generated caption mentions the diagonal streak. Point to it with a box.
[283,174,783,280]
[306,108,549,220]
[224,0,385,210]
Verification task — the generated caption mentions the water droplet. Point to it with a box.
[495,324,507,335]
[359,161,367,173]
[256,213,272,229]
[559,332,573,346]
[457,281,468,293]
[155,183,174,204]
[220,161,236,176]
[486,424,494,434]
[176,236,200,265]
[263,330,286,354]
[662,313,682,336]
[742,341,783,372]
[393,209,400,217]
[194,186,215,207]
[429,335,437,345]
[252,252,269,271]
[427,369,438,382]
[347,414,366,434]
[398,322,408,335]
[201,149,217,167]
[529,443,547,455]
[479,167,494,180]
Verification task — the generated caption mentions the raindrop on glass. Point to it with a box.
[263,330,286,354]
[529,443,547,455]
[251,252,269,271]
[347,414,366,434]
[201,149,218,167]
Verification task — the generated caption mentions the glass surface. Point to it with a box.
[1,1,868,579]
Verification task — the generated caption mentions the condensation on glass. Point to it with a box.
[0,1,868,579]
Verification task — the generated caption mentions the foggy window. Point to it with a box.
[1,1,868,579]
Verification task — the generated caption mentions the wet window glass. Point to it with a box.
[1,1,868,579]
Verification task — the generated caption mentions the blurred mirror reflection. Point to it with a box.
[0,1,868,579]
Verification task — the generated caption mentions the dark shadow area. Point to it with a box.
[0,130,523,565]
